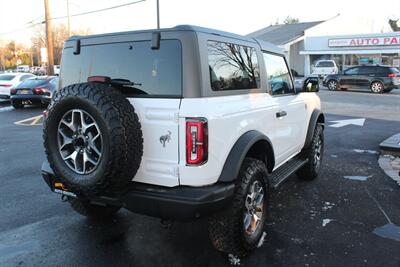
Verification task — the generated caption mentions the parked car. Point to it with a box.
[323,65,400,93]
[41,25,324,256]
[17,65,30,73]
[0,73,35,99]
[54,65,60,76]
[312,60,338,77]
[10,76,58,108]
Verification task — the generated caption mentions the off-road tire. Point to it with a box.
[208,158,269,257]
[70,198,121,219]
[297,124,324,180]
[12,102,24,109]
[43,82,143,196]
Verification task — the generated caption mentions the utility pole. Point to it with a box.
[67,0,71,36]
[44,0,54,75]
[156,0,160,29]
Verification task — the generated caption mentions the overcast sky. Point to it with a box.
[0,0,399,45]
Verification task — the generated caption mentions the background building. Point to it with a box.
[248,15,400,76]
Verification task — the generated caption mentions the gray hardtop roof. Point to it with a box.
[66,25,283,55]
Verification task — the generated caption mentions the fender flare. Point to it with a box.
[304,109,324,149]
[218,131,275,182]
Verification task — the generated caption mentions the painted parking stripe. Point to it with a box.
[14,115,43,126]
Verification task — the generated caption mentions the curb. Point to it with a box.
[380,133,400,156]
[379,133,400,186]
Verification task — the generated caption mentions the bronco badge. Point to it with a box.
[159,131,172,147]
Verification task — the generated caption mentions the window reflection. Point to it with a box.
[208,41,260,91]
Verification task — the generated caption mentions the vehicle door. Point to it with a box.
[340,67,359,87]
[263,52,307,164]
[357,66,373,88]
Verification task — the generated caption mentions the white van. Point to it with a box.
[312,60,338,77]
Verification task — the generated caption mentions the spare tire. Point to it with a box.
[43,82,143,196]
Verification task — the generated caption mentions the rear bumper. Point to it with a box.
[11,95,51,104]
[41,161,235,221]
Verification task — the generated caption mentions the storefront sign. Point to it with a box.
[328,36,400,47]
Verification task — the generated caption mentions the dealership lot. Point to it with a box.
[0,88,400,267]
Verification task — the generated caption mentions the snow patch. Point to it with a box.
[257,232,267,248]
[322,219,333,227]
[343,175,371,181]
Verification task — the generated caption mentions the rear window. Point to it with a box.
[316,61,334,67]
[16,78,47,88]
[61,40,182,97]
[207,41,260,91]
[0,75,16,81]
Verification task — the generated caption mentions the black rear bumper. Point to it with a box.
[41,161,235,221]
[11,95,51,104]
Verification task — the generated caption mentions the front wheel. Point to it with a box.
[70,198,121,219]
[208,158,269,256]
[370,81,384,93]
[297,124,324,180]
[327,80,339,91]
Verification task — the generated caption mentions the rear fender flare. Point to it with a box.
[218,131,275,183]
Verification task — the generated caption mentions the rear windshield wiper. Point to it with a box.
[87,76,147,95]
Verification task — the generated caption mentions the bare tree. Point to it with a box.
[389,19,400,31]
[208,42,259,85]
[283,16,300,24]
[30,23,91,65]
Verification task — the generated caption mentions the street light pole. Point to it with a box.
[156,0,160,29]
[44,0,55,75]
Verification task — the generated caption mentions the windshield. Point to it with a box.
[16,78,48,88]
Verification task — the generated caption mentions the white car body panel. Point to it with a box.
[0,74,35,97]
[127,91,321,188]
[128,98,181,187]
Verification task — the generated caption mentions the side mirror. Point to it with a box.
[296,77,319,93]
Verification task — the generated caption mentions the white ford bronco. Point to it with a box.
[42,25,324,256]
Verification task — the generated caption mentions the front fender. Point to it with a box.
[304,109,324,149]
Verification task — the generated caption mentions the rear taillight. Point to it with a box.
[0,84,12,87]
[10,89,16,95]
[186,118,208,165]
[388,73,396,78]
[32,88,49,95]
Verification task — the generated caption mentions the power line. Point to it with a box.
[52,0,146,20]
[0,0,146,36]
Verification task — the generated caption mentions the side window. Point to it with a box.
[207,41,260,91]
[263,52,294,96]
[359,67,370,75]
[344,67,359,75]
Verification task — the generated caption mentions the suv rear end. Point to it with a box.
[60,29,201,188]
[312,60,338,76]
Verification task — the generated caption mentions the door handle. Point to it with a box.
[276,111,287,118]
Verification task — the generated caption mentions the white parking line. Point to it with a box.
[0,106,14,113]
